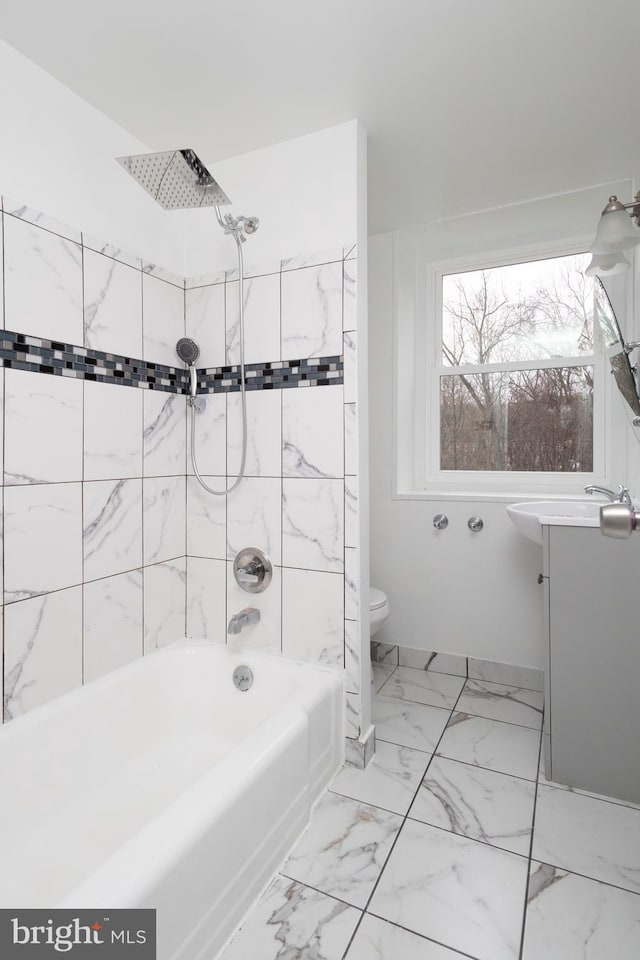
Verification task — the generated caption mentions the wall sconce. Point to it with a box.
[586,194,640,277]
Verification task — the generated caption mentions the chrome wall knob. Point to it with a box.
[233,547,273,592]
[433,514,448,530]
[468,517,484,532]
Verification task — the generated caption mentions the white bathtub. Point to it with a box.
[0,640,343,959]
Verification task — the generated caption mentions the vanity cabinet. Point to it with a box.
[542,524,640,804]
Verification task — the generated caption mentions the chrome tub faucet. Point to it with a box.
[227,607,260,635]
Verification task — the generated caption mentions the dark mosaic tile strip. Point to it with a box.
[0,329,344,394]
[197,356,344,393]
[0,329,189,393]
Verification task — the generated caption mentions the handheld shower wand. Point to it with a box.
[176,337,200,401]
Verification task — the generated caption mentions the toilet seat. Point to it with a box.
[370,587,388,611]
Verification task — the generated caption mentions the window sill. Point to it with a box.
[393,488,599,504]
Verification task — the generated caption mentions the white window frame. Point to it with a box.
[422,240,609,496]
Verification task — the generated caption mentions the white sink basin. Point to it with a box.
[507,500,602,545]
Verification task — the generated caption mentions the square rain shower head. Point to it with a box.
[116,148,231,209]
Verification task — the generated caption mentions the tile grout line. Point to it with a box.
[339,681,469,959]
[518,721,545,960]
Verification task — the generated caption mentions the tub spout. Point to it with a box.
[228,607,260,635]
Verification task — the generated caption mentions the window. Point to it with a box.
[423,249,609,495]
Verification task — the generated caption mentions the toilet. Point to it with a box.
[369,587,390,637]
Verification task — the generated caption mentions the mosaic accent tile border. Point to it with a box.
[197,355,343,393]
[0,329,188,393]
[0,329,343,394]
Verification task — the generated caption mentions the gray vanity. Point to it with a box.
[540,522,640,805]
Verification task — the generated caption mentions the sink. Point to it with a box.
[507,500,602,544]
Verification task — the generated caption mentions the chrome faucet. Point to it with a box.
[584,484,632,505]
[227,607,260,635]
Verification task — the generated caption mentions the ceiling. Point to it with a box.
[1,0,639,234]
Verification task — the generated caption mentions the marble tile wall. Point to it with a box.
[0,195,364,758]
[185,243,365,761]
[0,196,188,722]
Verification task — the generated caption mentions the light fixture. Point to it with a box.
[587,194,640,276]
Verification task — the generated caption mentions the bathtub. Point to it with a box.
[0,640,343,959]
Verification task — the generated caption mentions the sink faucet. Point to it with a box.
[584,484,632,505]
[227,607,260,635]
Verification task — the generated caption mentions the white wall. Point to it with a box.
[0,39,183,272]
[183,122,359,276]
[369,181,640,670]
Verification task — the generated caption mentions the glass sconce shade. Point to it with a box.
[585,250,631,277]
[590,208,640,255]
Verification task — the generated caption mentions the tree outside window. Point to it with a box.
[439,254,596,473]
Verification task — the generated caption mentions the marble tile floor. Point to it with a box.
[217,663,640,960]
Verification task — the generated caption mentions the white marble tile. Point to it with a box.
[184,271,226,291]
[344,477,358,549]
[344,402,357,476]
[143,391,186,477]
[185,282,226,369]
[343,331,357,404]
[533,783,640,894]
[143,476,185,564]
[186,393,226,476]
[436,713,540,781]
[343,259,357,333]
[281,262,343,360]
[83,248,142,357]
[331,740,430,815]
[227,561,281,654]
[409,755,536,856]
[227,477,282,564]
[142,273,185,366]
[4,369,83,484]
[345,618,360,694]
[282,478,343,572]
[456,679,544,730]
[240,259,281,279]
[281,248,344,271]
[83,479,142,581]
[140,263,184,288]
[522,860,640,960]
[344,243,357,261]
[143,557,186,652]
[219,874,360,960]
[4,587,83,720]
[345,692,361,739]
[3,199,82,244]
[226,273,280,365]
[227,389,281,478]
[373,696,449,753]
[379,666,465,710]
[372,663,396,692]
[84,380,143,480]
[344,546,359,620]
[346,915,462,960]
[468,657,543,693]
[282,568,344,667]
[283,791,402,909]
[4,215,83,345]
[186,557,226,643]
[81,234,140,270]
[83,570,143,682]
[4,483,82,603]
[186,476,227,560]
[371,642,398,665]
[369,818,529,960]
[282,385,344,479]
[398,648,467,678]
